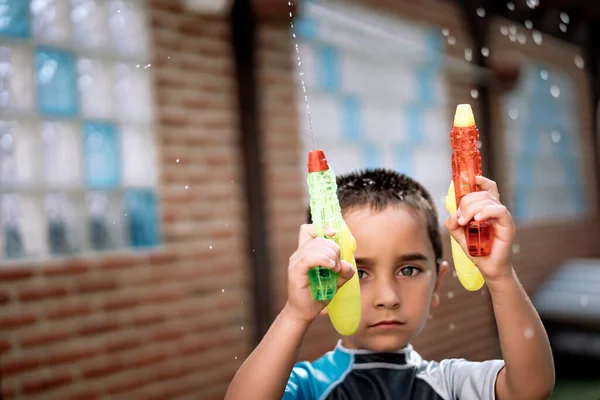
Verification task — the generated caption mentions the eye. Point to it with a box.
[397,266,421,277]
[357,269,368,279]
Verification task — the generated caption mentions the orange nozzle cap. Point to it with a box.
[307,149,329,172]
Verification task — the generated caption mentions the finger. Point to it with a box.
[445,213,467,249]
[336,260,356,288]
[475,176,500,200]
[474,204,513,228]
[298,224,336,247]
[458,191,498,214]
[458,199,498,226]
[290,253,339,276]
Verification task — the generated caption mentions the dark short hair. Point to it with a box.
[307,168,442,269]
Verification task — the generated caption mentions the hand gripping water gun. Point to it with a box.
[445,104,491,291]
[306,150,361,336]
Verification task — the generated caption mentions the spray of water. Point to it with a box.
[288,1,316,150]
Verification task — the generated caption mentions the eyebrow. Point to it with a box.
[355,253,429,266]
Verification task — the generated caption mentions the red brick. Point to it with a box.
[105,375,145,395]
[18,283,69,301]
[0,338,11,354]
[1,353,43,375]
[20,327,71,348]
[102,294,141,311]
[80,358,123,378]
[42,259,88,276]
[47,343,100,365]
[98,253,145,271]
[148,249,178,265]
[45,302,92,320]
[104,335,143,354]
[77,277,118,293]
[79,319,120,336]
[0,290,10,304]
[1,382,16,398]
[61,388,100,400]
[0,266,34,281]
[21,370,72,394]
[152,325,187,342]
[131,311,166,327]
[0,310,37,329]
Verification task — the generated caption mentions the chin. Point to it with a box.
[362,335,410,353]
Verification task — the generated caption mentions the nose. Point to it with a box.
[373,278,400,310]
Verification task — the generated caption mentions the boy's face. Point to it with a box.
[340,204,446,352]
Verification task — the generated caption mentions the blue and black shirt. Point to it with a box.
[284,340,504,399]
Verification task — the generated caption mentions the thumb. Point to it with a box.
[336,260,355,288]
[445,212,467,250]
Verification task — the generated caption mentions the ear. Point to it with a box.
[430,261,448,309]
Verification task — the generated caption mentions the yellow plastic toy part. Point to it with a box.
[325,221,361,336]
[445,180,485,291]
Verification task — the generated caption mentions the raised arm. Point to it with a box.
[445,176,554,400]
[225,224,354,399]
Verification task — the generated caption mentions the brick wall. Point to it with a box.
[0,1,251,399]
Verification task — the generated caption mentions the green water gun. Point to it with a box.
[306,149,361,336]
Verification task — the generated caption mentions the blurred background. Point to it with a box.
[0,0,599,399]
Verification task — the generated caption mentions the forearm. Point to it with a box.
[225,303,311,400]
[487,268,555,399]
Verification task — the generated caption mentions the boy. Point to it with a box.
[226,169,555,399]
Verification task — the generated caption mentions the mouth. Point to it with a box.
[369,320,406,329]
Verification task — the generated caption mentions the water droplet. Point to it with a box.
[550,85,560,98]
[526,0,539,8]
[512,243,520,254]
[241,301,244,304]
[509,26,517,35]
[481,47,489,57]
[560,12,569,24]
[176,159,179,163]
[288,1,291,4]
[447,36,456,45]
[509,34,517,43]
[575,55,585,69]
[449,323,455,330]
[235,356,238,360]
[252,249,255,252]
[476,8,485,17]
[559,23,567,33]
[222,289,225,293]
[509,108,519,120]
[452,270,458,278]
[448,292,454,299]
[241,326,244,330]
[540,70,548,80]
[289,12,292,17]
[428,314,433,320]
[464,48,472,61]
[442,28,449,36]
[185,185,189,189]
[209,245,213,249]
[532,30,543,45]
[500,26,508,36]
[507,2,515,11]
[477,140,482,149]
[525,20,532,29]
[524,328,534,339]
[426,270,432,277]
[470,89,479,99]
[551,130,561,143]
[517,33,526,44]
[168,56,171,59]
[581,296,588,307]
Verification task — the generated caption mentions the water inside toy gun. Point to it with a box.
[307,149,361,336]
[445,180,485,291]
[450,104,493,257]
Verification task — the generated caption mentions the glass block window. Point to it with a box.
[0,0,160,260]
[503,64,587,223]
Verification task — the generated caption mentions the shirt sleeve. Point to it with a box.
[282,362,311,400]
[439,358,505,400]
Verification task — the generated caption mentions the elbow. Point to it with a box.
[509,376,555,400]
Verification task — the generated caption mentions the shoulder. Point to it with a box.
[284,348,353,400]
[417,356,505,400]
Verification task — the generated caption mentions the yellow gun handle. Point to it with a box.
[326,222,361,336]
[445,181,485,291]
